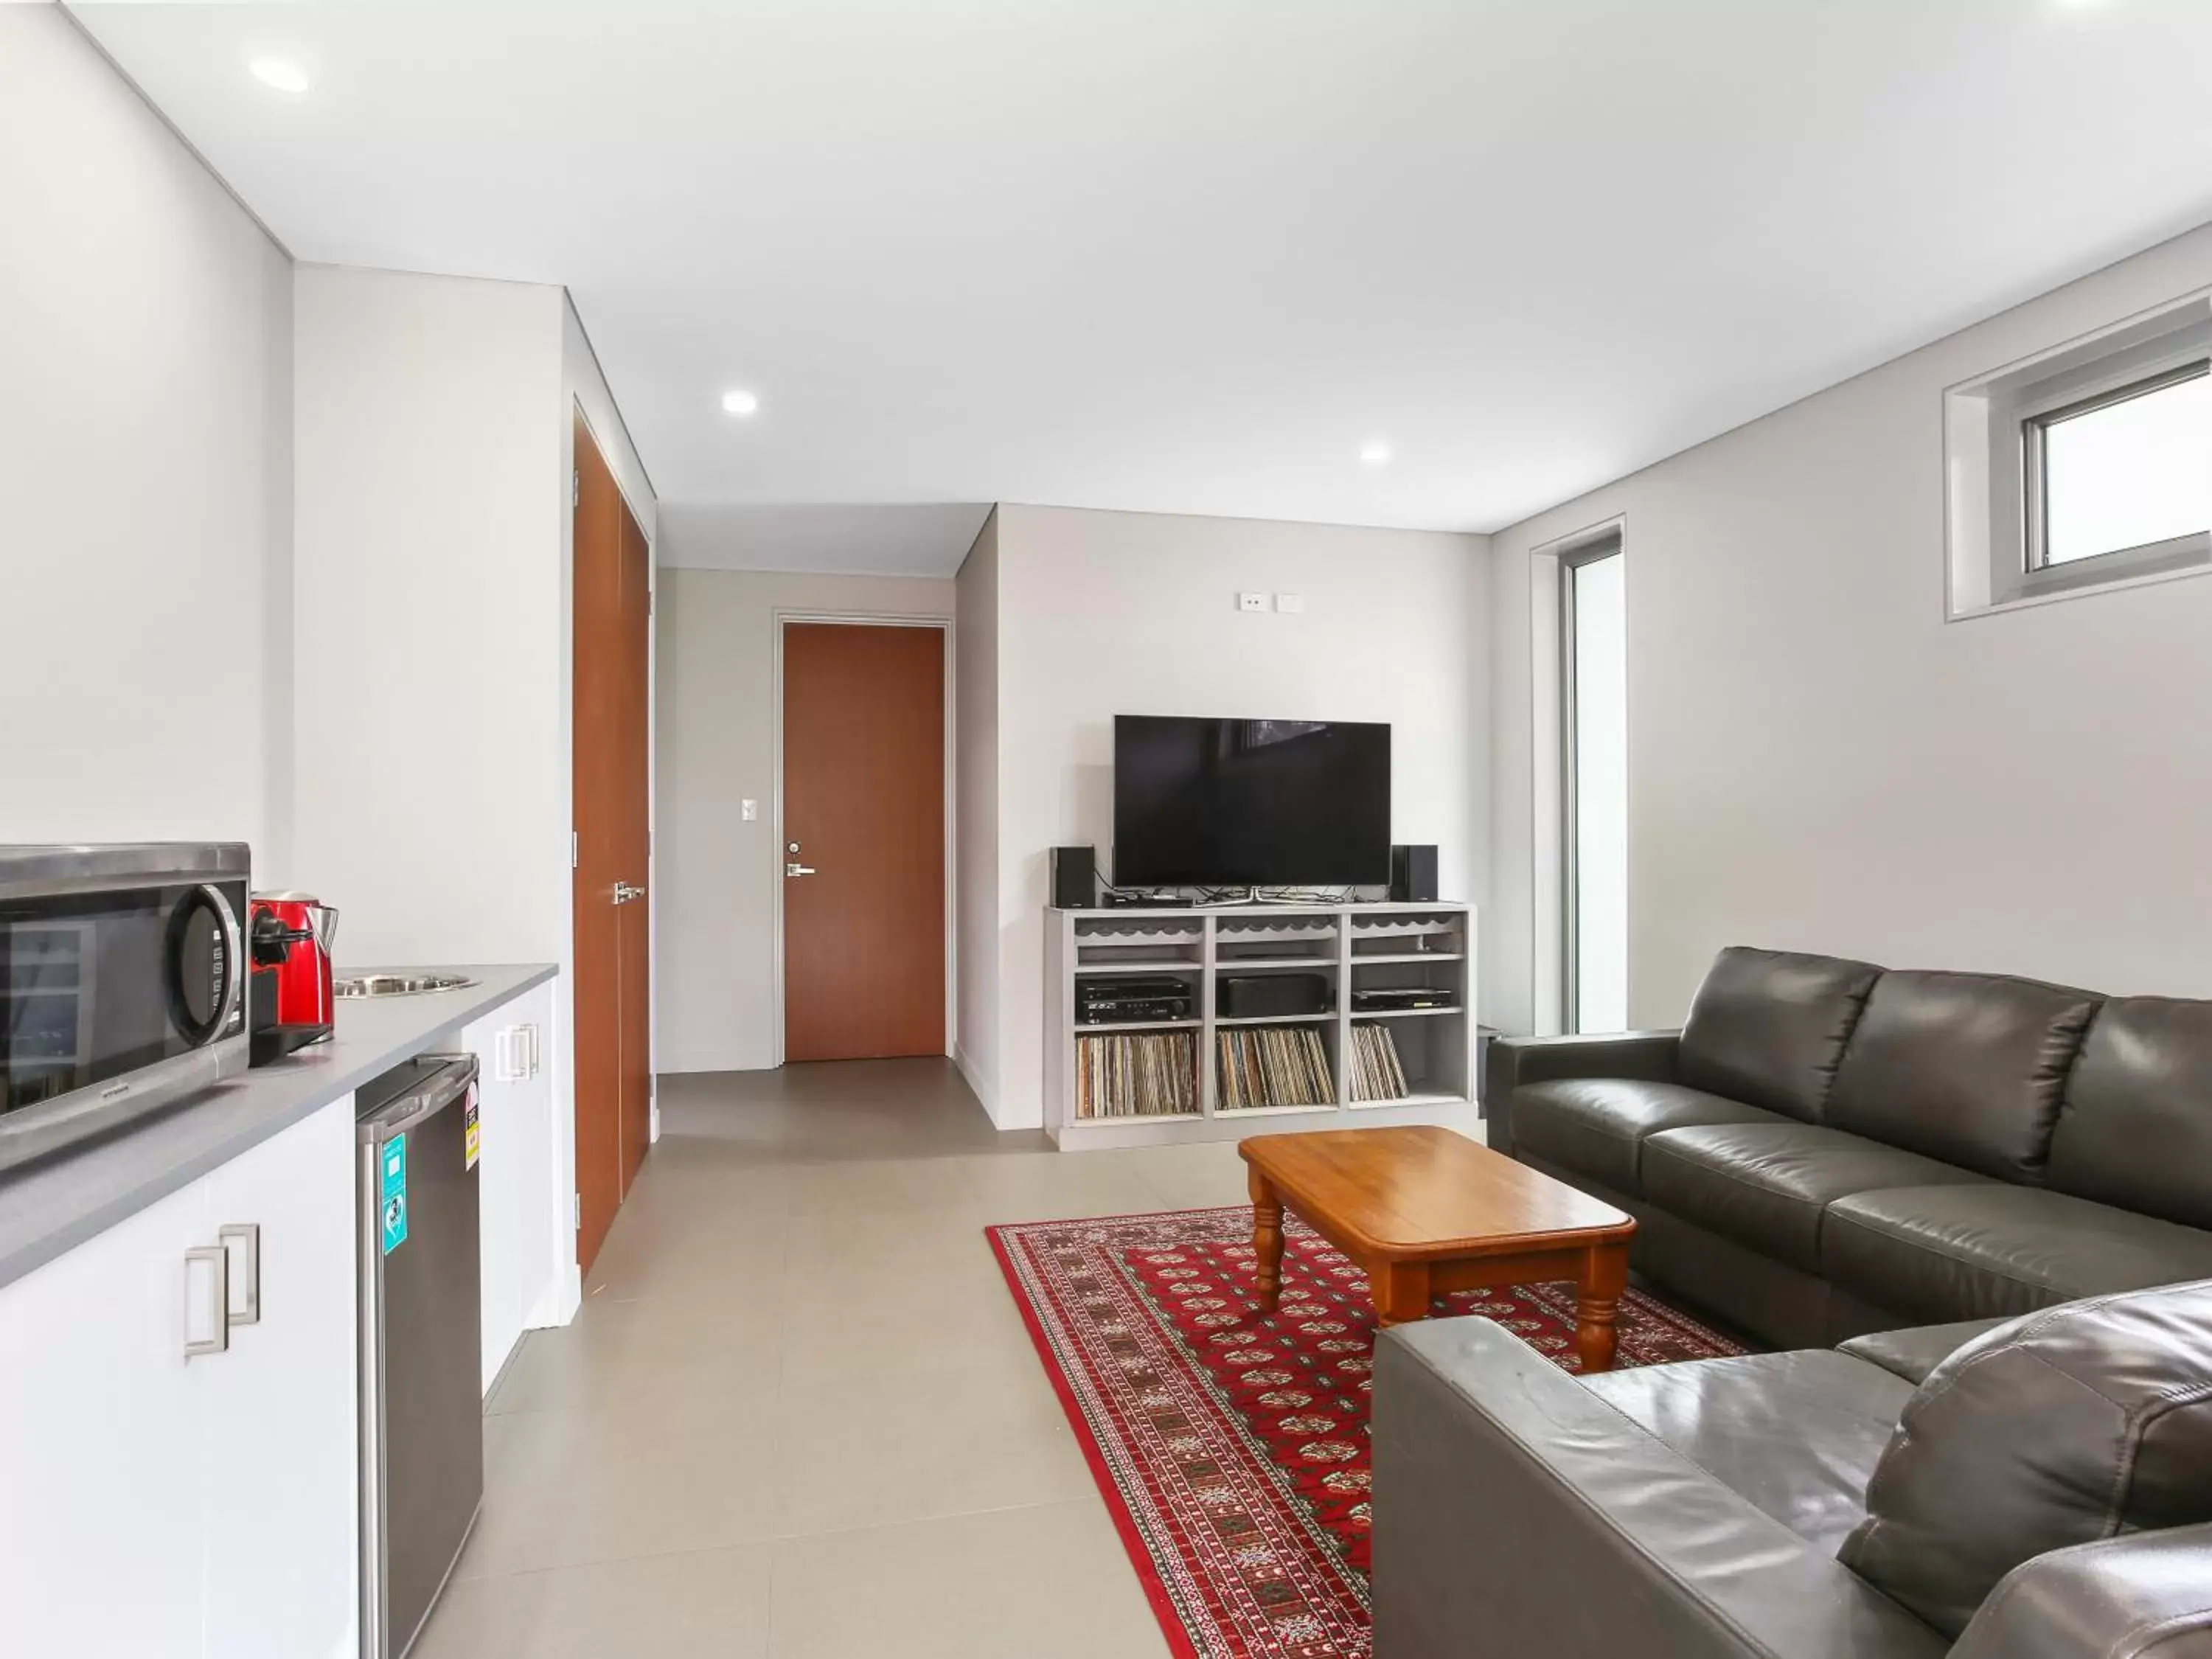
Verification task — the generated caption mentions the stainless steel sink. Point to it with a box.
[334,973,481,999]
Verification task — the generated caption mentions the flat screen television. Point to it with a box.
[1113,715,1391,887]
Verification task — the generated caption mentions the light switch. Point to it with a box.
[742,799,759,821]
[1238,592,1268,613]
[1275,593,1306,613]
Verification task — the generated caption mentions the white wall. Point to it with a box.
[953,511,1001,1114]
[982,504,1489,1130]
[291,266,570,964]
[1488,220,2212,1036]
[653,565,956,1073]
[0,8,293,865]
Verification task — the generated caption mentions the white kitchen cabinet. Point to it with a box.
[465,977,560,1394]
[200,1095,359,1659]
[0,1178,210,1659]
[0,1092,358,1659]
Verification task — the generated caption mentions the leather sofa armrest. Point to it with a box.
[1949,1526,2212,1659]
[1374,1317,1948,1659]
[1836,1318,2012,1385]
[1484,1030,1681,1156]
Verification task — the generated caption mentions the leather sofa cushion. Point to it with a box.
[1509,1079,1785,1197]
[2047,996,2212,1231]
[1642,1122,1986,1275]
[1826,970,2100,1183]
[1841,1280,2212,1638]
[1836,1318,2010,1385]
[1823,1183,2212,1324]
[1583,1350,1910,1555]
[1677,947,1882,1123]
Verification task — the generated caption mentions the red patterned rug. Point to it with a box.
[988,1206,1744,1659]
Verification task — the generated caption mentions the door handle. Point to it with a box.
[612,881,647,905]
[184,1245,229,1360]
[785,862,817,878]
[218,1223,260,1326]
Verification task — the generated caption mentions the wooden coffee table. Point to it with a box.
[1239,1125,1638,1371]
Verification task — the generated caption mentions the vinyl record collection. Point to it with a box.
[1217,1025,1333,1108]
[1348,1021,1411,1102]
[1075,1030,1199,1119]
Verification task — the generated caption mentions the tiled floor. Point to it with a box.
[414,1059,1257,1658]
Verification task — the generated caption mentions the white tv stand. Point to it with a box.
[1044,901,1478,1150]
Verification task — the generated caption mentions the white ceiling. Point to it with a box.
[75,0,2212,566]
[657,502,990,577]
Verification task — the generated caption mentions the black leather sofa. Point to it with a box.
[1485,946,2212,1349]
[1373,1280,2212,1658]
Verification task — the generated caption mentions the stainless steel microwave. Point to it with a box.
[0,844,251,1173]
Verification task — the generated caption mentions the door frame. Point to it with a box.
[770,611,956,1069]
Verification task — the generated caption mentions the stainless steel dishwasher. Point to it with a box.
[357,1052,482,1659]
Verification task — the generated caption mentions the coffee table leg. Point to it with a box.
[1248,1167,1284,1314]
[1576,1242,1630,1372]
[1370,1262,1430,1328]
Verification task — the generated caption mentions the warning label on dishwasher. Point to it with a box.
[380,1134,408,1254]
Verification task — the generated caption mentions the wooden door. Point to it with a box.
[782,623,945,1061]
[571,413,651,1273]
[615,500,653,1192]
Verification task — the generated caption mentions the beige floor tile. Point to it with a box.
[582,1207,789,1305]
[778,1268,1040,1391]
[768,1500,1172,1659]
[414,1543,773,1659]
[778,1155,986,1217]
[955,1149,1178,1222]
[459,1393,782,1576]
[489,1294,784,1416]
[773,1355,1088,1536]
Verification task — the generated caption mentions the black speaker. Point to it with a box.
[1051,846,1097,909]
[1217,973,1332,1019]
[1389,844,1439,903]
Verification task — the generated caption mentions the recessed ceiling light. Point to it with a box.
[1360,441,1391,466]
[721,389,760,417]
[248,58,310,94]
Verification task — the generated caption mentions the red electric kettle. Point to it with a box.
[248,892,339,1062]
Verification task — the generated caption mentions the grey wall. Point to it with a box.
[0,8,294,865]
[953,512,1001,1114]
[653,566,957,1073]
[1488,219,2212,1036]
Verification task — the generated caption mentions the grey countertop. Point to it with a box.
[0,962,557,1292]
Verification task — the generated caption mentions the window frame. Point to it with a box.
[1943,289,2212,622]
[1559,532,1624,1036]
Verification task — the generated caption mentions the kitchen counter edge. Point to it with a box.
[0,963,558,1293]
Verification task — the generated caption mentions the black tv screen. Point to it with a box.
[1113,715,1391,887]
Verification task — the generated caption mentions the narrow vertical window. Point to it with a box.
[1565,540,1627,1032]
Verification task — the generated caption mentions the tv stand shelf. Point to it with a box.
[1046,901,1477,1149]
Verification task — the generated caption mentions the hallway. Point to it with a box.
[415,1060,1241,1658]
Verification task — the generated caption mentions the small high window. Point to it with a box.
[1946,294,2212,618]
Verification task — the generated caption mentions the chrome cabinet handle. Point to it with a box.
[218,1223,260,1326]
[612,881,647,905]
[785,862,817,878]
[184,1245,229,1359]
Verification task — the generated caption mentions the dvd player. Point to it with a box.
[1350,986,1455,1012]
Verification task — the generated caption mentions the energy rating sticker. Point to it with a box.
[464,1085,481,1170]
[380,1133,409,1255]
